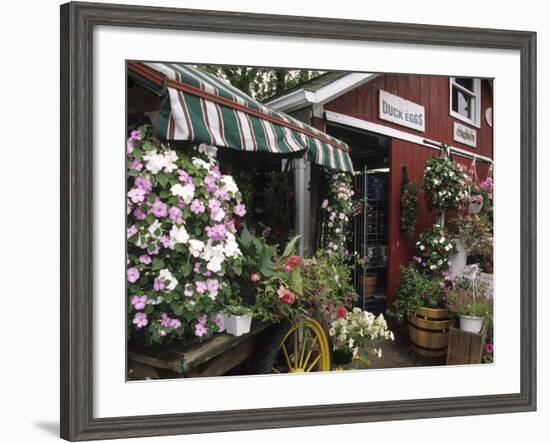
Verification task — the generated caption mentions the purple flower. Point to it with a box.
[130,160,143,171]
[214,189,229,201]
[139,254,151,265]
[204,175,218,193]
[131,295,147,310]
[159,235,174,249]
[198,314,208,325]
[127,225,138,239]
[127,267,140,283]
[206,279,219,295]
[177,169,194,185]
[127,139,134,155]
[195,281,207,294]
[133,206,147,220]
[485,343,494,354]
[127,199,132,215]
[195,322,207,337]
[135,177,152,193]
[206,224,226,241]
[132,312,148,328]
[153,277,165,292]
[127,187,146,204]
[211,166,221,178]
[130,129,142,141]
[168,206,183,225]
[169,318,182,329]
[193,262,201,273]
[151,199,168,218]
[234,202,246,217]
[190,199,205,214]
[159,330,167,337]
[160,313,171,328]
[412,256,422,264]
[213,313,224,332]
[208,199,221,211]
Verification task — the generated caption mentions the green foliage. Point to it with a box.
[399,167,419,238]
[415,224,456,273]
[390,266,447,322]
[196,65,324,101]
[446,279,493,322]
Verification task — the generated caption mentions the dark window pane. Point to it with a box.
[452,87,472,119]
[455,77,474,93]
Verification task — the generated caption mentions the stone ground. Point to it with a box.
[335,323,446,371]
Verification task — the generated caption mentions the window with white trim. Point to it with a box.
[449,77,481,127]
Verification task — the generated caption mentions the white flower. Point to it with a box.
[207,256,224,273]
[339,213,345,220]
[198,143,218,159]
[143,150,178,174]
[192,157,212,170]
[159,268,178,291]
[220,175,239,195]
[170,183,195,204]
[419,245,425,251]
[224,232,241,258]
[188,239,205,257]
[439,237,445,244]
[170,225,189,244]
[148,220,162,238]
[211,208,225,222]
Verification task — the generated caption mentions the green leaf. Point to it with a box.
[232,260,243,276]
[181,261,192,277]
[157,172,169,188]
[152,257,165,271]
[258,247,275,277]
[145,214,155,225]
[159,190,169,199]
[239,225,254,249]
[281,235,300,258]
[143,140,156,152]
[170,302,184,316]
[289,267,303,296]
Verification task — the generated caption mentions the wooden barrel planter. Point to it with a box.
[408,307,454,358]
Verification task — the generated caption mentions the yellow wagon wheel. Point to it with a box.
[272,318,331,374]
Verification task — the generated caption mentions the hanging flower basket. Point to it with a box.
[468,199,484,214]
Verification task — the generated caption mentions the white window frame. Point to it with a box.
[449,77,481,128]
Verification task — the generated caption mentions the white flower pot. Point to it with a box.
[459,315,483,333]
[449,239,467,277]
[468,200,483,214]
[225,314,252,336]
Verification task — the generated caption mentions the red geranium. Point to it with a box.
[277,285,296,305]
[283,255,302,272]
[336,305,348,318]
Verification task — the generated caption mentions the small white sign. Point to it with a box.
[453,122,477,148]
[379,90,425,132]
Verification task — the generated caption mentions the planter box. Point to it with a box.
[446,326,487,365]
[225,314,253,337]
[408,307,454,358]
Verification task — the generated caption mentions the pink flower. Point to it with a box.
[206,279,219,296]
[159,235,174,249]
[190,199,205,214]
[198,314,208,325]
[195,281,207,294]
[277,285,296,305]
[204,175,218,193]
[130,129,142,141]
[234,202,246,217]
[183,283,194,297]
[336,305,347,318]
[139,254,151,265]
[133,206,147,220]
[283,255,301,272]
[130,160,143,171]
[153,277,165,292]
[206,224,226,241]
[132,312,148,328]
[168,206,183,225]
[159,330,167,337]
[135,177,152,193]
[127,267,140,283]
[213,313,225,332]
[485,343,494,353]
[170,318,182,329]
[127,225,138,239]
[127,199,133,215]
[177,169,194,185]
[152,199,168,218]
[131,295,147,310]
[127,187,146,204]
[195,322,207,337]
[160,313,171,328]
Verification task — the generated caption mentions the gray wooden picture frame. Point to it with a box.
[60,1,537,441]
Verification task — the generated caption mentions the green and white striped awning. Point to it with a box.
[128,62,353,172]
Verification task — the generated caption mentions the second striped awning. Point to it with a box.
[128,62,353,172]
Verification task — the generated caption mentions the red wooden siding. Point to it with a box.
[324,74,493,307]
[325,75,494,159]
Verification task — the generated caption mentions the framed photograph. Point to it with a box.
[60,1,536,440]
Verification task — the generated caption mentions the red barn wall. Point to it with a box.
[324,74,493,307]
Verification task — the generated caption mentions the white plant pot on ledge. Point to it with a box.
[225,314,253,337]
[468,200,483,214]
[459,315,483,333]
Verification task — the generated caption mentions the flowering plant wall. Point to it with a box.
[320,171,356,255]
[421,156,468,211]
[126,126,247,343]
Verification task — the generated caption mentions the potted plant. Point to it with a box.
[390,265,455,357]
[329,307,394,366]
[222,305,254,336]
[468,192,484,214]
[421,155,468,212]
[399,166,419,238]
[448,214,493,274]
[446,278,492,334]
